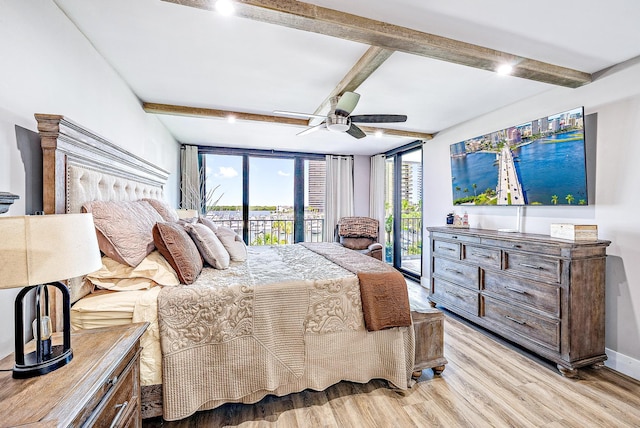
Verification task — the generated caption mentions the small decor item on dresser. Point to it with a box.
[550,223,598,241]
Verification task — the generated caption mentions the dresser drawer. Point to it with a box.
[432,231,479,244]
[480,238,562,257]
[462,245,501,269]
[503,251,561,283]
[483,271,560,317]
[432,257,479,289]
[432,239,461,259]
[432,277,479,316]
[482,296,560,352]
[82,346,141,428]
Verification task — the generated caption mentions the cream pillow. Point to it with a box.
[185,223,230,269]
[87,251,179,291]
[214,226,248,262]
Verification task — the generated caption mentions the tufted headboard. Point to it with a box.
[36,114,170,329]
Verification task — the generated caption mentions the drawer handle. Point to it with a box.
[106,375,118,387]
[109,401,129,428]
[452,236,458,239]
[445,290,464,299]
[505,315,527,325]
[512,244,522,248]
[519,263,543,270]
[504,286,527,295]
[445,268,463,275]
[471,252,491,258]
[441,247,456,252]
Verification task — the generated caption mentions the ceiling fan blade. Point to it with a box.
[274,110,327,120]
[297,122,326,136]
[346,123,366,139]
[350,114,407,123]
[335,92,360,116]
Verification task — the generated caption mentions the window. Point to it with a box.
[200,148,325,245]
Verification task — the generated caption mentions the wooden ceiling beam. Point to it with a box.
[309,46,394,126]
[163,0,592,88]
[143,102,433,140]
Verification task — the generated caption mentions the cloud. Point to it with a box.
[278,170,291,177]
[216,166,238,178]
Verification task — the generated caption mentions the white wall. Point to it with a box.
[423,57,640,378]
[0,1,180,358]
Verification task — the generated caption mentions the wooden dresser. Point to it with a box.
[427,227,610,377]
[0,323,148,427]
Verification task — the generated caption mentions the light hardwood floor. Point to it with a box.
[144,285,640,427]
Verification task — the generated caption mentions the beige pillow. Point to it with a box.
[82,200,163,267]
[142,198,180,222]
[197,216,218,233]
[152,222,203,284]
[214,226,248,262]
[185,223,230,269]
[86,251,179,291]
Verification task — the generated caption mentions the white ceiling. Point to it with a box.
[54,0,640,155]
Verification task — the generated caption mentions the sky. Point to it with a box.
[205,154,295,207]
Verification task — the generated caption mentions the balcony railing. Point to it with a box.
[207,218,324,245]
[400,216,422,257]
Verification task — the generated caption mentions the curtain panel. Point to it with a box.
[180,145,201,211]
[324,155,354,241]
[369,154,386,243]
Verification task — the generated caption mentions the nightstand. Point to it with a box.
[0,322,148,427]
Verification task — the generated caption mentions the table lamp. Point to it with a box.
[0,213,101,378]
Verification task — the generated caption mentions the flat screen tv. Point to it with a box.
[450,106,588,206]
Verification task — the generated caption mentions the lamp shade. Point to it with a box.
[0,213,102,289]
[176,209,198,219]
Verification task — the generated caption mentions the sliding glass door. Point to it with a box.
[385,142,423,279]
[201,148,325,245]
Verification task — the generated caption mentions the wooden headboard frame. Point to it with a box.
[35,114,170,329]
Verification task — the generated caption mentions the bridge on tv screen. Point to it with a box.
[497,147,525,205]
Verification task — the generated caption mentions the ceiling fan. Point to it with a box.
[274,92,407,139]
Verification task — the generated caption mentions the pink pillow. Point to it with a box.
[152,222,203,284]
[82,200,163,267]
[142,198,179,222]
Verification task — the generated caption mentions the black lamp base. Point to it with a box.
[13,345,73,379]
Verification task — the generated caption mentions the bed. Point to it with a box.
[37,114,416,421]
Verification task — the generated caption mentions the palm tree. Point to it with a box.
[551,195,558,205]
[565,194,574,205]
[455,186,461,198]
[472,183,478,201]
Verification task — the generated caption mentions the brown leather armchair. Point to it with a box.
[335,216,383,261]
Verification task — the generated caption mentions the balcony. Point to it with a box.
[207,217,324,245]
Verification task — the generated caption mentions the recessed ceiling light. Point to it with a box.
[497,64,513,76]
[215,0,235,16]
[227,115,236,124]
[374,130,383,138]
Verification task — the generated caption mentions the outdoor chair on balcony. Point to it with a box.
[335,216,383,261]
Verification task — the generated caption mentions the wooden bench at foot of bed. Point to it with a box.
[412,309,447,378]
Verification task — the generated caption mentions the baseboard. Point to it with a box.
[605,348,640,381]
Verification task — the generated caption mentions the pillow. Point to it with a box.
[214,226,248,262]
[82,200,163,267]
[152,222,203,284]
[142,198,180,222]
[197,216,218,233]
[185,223,230,269]
[86,251,179,291]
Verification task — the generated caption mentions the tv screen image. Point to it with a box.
[450,106,588,206]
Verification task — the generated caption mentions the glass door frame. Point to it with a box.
[199,146,324,244]
[385,140,423,281]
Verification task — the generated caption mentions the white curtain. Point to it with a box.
[180,145,200,211]
[324,155,354,241]
[369,154,386,242]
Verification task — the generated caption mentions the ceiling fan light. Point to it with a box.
[215,0,235,16]
[497,64,513,76]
